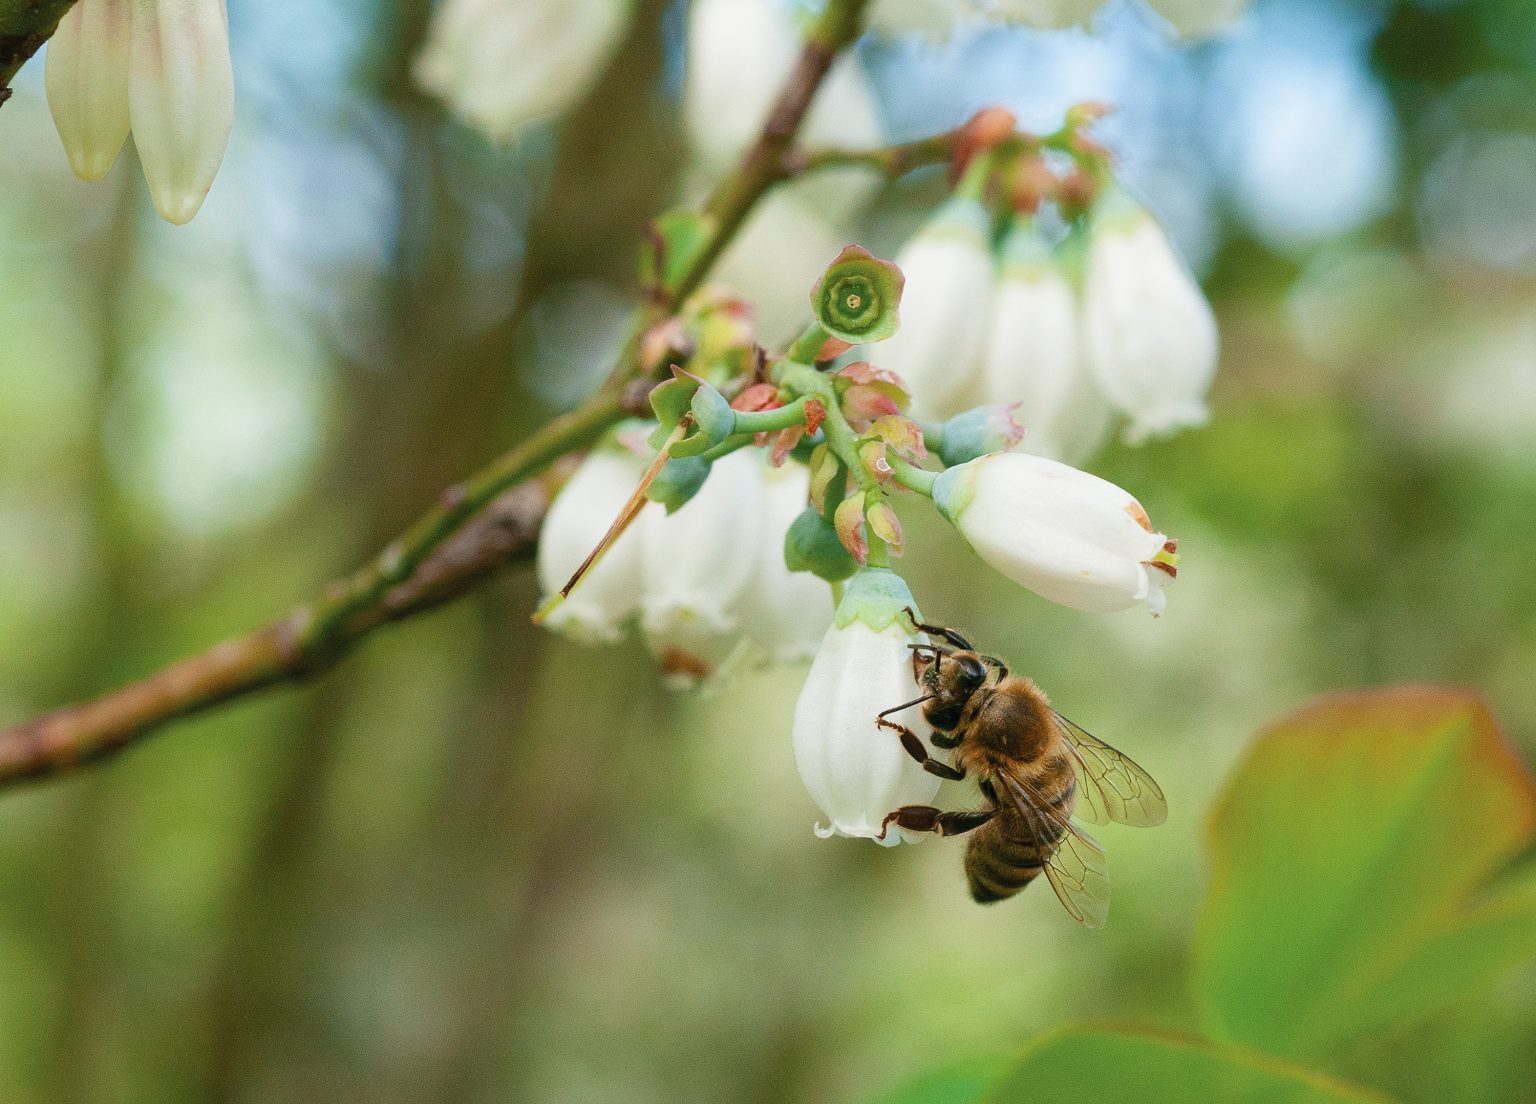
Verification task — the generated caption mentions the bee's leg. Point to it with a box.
[876,716,965,780]
[900,607,974,651]
[880,805,997,839]
[931,730,961,749]
[977,655,1009,681]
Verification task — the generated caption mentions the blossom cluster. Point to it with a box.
[531,103,1201,844]
[537,438,830,685]
[881,128,1217,459]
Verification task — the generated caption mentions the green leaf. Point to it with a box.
[868,1057,1009,1104]
[985,1027,1393,1104]
[1194,688,1536,1061]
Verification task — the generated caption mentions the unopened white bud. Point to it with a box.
[933,452,1178,615]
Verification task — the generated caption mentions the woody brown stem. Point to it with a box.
[0,0,78,104]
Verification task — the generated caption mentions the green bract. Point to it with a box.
[832,567,920,632]
[811,244,904,344]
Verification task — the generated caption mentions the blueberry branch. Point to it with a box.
[0,0,874,785]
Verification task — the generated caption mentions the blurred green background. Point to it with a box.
[2,0,1535,1101]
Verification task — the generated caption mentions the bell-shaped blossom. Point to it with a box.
[734,459,834,663]
[639,448,763,642]
[792,569,939,844]
[976,217,1111,463]
[45,0,133,182]
[44,0,233,223]
[127,0,234,224]
[1081,189,1218,443]
[414,0,631,145]
[536,445,649,644]
[933,452,1177,615]
[874,196,993,420]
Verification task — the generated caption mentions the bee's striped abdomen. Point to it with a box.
[965,757,1077,904]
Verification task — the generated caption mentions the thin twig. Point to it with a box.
[0,0,874,786]
[0,0,80,105]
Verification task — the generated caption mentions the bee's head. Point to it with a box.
[911,645,988,727]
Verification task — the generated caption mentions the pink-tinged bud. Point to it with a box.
[866,499,904,556]
[933,452,1176,615]
[45,0,133,182]
[129,0,235,224]
[834,495,868,565]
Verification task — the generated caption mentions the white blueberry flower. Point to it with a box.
[932,451,1178,615]
[639,447,763,644]
[536,444,650,644]
[45,0,233,224]
[414,0,632,144]
[1081,189,1218,443]
[45,0,132,182]
[976,217,1111,463]
[734,458,834,664]
[874,196,994,420]
[792,569,939,845]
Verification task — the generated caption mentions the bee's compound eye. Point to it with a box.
[956,655,986,687]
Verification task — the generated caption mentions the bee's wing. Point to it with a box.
[1053,711,1168,828]
[997,769,1110,929]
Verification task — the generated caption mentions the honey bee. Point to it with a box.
[877,610,1166,928]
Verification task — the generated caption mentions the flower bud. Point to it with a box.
[792,569,939,844]
[45,0,133,182]
[873,197,993,419]
[536,445,649,644]
[977,217,1111,462]
[933,452,1177,615]
[414,0,631,144]
[128,0,235,224]
[1081,189,1218,443]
